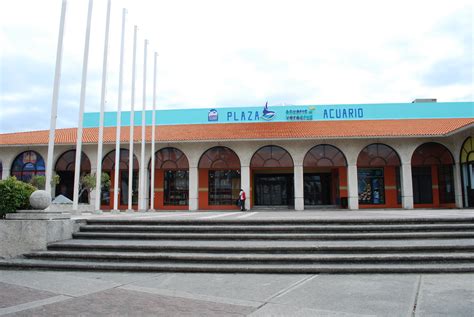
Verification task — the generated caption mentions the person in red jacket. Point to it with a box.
[239,188,247,211]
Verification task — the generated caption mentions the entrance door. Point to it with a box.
[101,171,138,210]
[254,174,294,206]
[463,163,474,207]
[304,173,331,205]
[413,166,433,204]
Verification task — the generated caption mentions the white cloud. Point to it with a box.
[0,0,472,133]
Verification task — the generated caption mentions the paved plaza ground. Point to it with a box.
[0,270,473,316]
[1,209,473,316]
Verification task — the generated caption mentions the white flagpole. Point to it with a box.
[73,0,93,211]
[128,25,138,211]
[150,51,157,210]
[45,0,67,197]
[113,8,127,211]
[139,39,148,211]
[95,0,111,211]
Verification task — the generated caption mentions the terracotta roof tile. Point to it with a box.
[0,119,472,146]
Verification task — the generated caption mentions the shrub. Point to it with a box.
[30,175,46,190]
[30,174,60,190]
[79,172,111,202]
[0,176,37,218]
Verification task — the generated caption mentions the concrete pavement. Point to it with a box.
[0,270,473,316]
[1,209,473,315]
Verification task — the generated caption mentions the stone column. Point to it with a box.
[347,164,359,210]
[294,164,304,211]
[2,167,10,180]
[401,162,414,209]
[189,165,199,211]
[241,164,250,210]
[453,161,463,208]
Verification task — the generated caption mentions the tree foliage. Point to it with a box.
[0,176,36,218]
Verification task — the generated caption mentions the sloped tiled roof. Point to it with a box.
[0,118,472,146]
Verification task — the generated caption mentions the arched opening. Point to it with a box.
[412,142,455,208]
[357,144,401,208]
[461,137,474,208]
[101,149,139,210]
[198,146,241,209]
[250,145,294,207]
[11,151,45,183]
[303,144,347,207]
[54,150,91,203]
[148,147,189,210]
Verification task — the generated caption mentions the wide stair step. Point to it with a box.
[72,231,474,240]
[2,259,473,273]
[1,215,473,273]
[23,251,474,263]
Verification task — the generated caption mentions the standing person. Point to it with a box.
[239,188,247,211]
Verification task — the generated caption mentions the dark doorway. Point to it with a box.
[304,173,332,205]
[254,174,294,206]
[413,166,433,204]
[55,171,88,203]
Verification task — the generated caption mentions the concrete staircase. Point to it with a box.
[2,216,474,273]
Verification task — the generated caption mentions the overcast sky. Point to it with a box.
[0,0,472,133]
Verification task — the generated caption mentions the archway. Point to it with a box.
[101,149,139,210]
[250,145,294,207]
[198,146,241,209]
[357,143,401,208]
[411,142,455,208]
[11,151,45,183]
[303,144,347,207]
[54,150,91,203]
[148,147,189,210]
[460,137,474,207]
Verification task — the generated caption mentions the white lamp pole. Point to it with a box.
[128,25,138,211]
[73,0,93,211]
[45,0,67,197]
[94,0,111,211]
[150,52,157,210]
[139,39,148,211]
[112,8,127,212]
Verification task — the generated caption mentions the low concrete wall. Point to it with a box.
[0,219,76,259]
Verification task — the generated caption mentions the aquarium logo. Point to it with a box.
[261,102,275,121]
[208,109,218,121]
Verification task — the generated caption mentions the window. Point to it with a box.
[438,165,455,204]
[164,170,189,205]
[412,143,455,205]
[304,145,346,167]
[11,151,45,183]
[358,168,385,204]
[208,170,240,205]
[251,146,293,168]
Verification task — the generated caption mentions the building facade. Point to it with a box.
[1,102,473,211]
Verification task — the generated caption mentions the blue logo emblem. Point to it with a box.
[261,102,275,121]
[208,109,218,121]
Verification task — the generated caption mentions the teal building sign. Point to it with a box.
[83,102,474,128]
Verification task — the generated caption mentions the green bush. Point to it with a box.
[0,176,37,218]
[30,175,46,190]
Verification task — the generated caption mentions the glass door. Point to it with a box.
[254,174,294,206]
[304,173,332,205]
